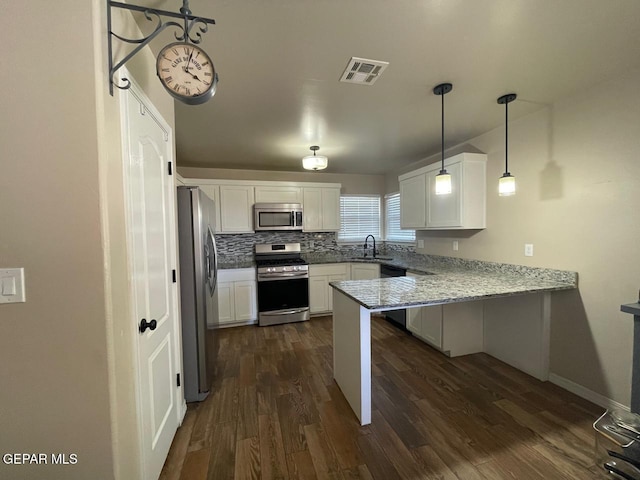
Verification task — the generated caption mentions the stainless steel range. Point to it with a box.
[255,243,310,326]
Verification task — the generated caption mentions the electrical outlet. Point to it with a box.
[524,244,534,257]
[309,240,315,249]
[452,240,459,251]
[417,239,424,249]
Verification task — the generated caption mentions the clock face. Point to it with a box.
[156,42,218,105]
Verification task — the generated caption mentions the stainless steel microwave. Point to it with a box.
[253,203,303,231]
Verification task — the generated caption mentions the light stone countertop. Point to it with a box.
[329,273,575,311]
[218,251,578,310]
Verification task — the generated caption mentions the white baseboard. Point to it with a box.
[549,373,629,412]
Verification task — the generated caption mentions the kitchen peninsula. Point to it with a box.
[330,259,577,425]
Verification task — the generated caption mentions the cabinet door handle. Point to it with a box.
[139,318,157,333]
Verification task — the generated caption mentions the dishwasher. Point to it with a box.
[380,264,407,330]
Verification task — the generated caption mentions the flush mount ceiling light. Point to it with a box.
[433,83,453,195]
[497,93,517,196]
[302,146,328,171]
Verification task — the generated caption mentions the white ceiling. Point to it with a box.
[140,0,640,174]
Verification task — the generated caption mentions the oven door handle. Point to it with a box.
[264,308,309,316]
[258,272,309,279]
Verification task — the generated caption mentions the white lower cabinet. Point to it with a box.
[216,282,234,324]
[309,263,349,314]
[406,272,483,356]
[350,263,380,280]
[215,269,257,327]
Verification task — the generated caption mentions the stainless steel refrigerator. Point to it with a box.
[177,186,218,402]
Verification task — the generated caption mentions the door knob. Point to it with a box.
[139,318,157,333]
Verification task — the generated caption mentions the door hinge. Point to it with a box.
[176,373,181,387]
[172,269,177,283]
[168,161,173,176]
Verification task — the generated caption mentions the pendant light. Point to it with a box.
[497,93,517,196]
[302,146,328,171]
[433,83,453,195]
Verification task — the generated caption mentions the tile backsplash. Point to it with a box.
[215,232,415,256]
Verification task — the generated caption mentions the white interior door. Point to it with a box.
[122,84,180,480]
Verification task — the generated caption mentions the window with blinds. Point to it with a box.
[385,193,415,242]
[338,195,381,242]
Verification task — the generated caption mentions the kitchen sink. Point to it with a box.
[348,255,394,261]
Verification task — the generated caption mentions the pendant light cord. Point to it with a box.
[441,91,445,172]
[504,100,509,174]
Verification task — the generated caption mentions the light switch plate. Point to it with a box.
[0,268,25,304]
[417,239,425,249]
[453,240,459,251]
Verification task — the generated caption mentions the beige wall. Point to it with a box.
[95,4,177,480]
[392,67,640,406]
[178,166,385,195]
[0,2,176,479]
[0,1,114,479]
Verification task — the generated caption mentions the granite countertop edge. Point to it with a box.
[330,278,575,310]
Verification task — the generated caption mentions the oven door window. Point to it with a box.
[258,211,293,228]
[257,278,309,312]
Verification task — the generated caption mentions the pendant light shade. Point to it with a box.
[302,146,328,171]
[497,93,517,196]
[434,83,453,195]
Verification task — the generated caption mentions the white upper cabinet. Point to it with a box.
[399,173,427,228]
[399,152,486,230]
[254,186,302,204]
[219,185,255,233]
[426,161,462,228]
[303,187,341,232]
[198,184,222,233]
[184,180,341,234]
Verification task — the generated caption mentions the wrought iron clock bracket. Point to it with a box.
[107,0,215,95]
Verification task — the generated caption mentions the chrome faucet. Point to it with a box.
[364,235,377,258]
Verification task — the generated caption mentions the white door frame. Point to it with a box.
[119,68,186,478]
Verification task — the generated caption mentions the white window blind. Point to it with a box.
[385,193,415,242]
[338,195,381,242]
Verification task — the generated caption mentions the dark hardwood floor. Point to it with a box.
[160,315,608,479]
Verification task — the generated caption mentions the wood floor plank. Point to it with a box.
[161,317,607,480]
[410,445,459,480]
[259,413,289,480]
[368,410,427,479]
[276,392,309,454]
[234,437,260,480]
[355,433,401,480]
[317,400,362,469]
[286,449,319,480]
[303,423,342,480]
[179,448,210,480]
[207,421,236,480]
[237,385,258,440]
[239,353,256,387]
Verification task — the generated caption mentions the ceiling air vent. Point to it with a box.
[340,57,389,85]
